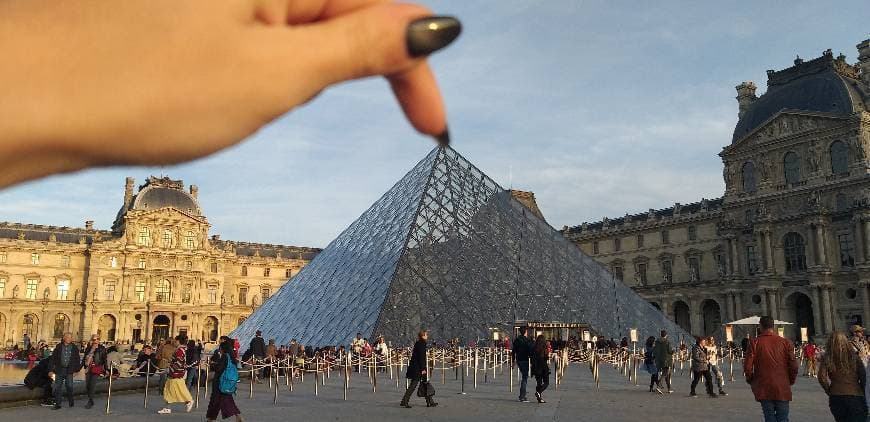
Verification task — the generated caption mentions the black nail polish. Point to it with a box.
[434,128,450,146]
[407,16,462,58]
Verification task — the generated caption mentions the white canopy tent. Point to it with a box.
[724,315,793,326]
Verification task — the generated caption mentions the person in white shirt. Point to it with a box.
[706,336,727,396]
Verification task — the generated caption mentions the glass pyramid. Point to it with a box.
[230,147,688,347]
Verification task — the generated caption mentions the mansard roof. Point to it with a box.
[0,222,109,245]
[209,238,321,260]
[563,197,724,235]
[732,50,867,144]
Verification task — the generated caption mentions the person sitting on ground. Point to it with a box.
[135,345,159,376]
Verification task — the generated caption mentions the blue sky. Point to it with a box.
[1,1,868,248]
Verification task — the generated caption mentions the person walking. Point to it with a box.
[803,340,818,377]
[185,339,201,389]
[689,336,717,398]
[643,336,662,394]
[818,331,867,422]
[707,336,727,396]
[157,338,177,393]
[248,330,266,382]
[206,338,244,422]
[82,334,107,409]
[400,330,436,408]
[49,332,81,410]
[654,330,675,393]
[158,335,194,414]
[531,335,550,403]
[512,326,533,402]
[744,316,798,422]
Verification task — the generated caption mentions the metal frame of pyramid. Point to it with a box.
[230,146,688,347]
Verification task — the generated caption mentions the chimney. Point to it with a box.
[124,177,135,209]
[85,220,94,230]
[190,184,199,199]
[858,39,870,88]
[735,81,758,118]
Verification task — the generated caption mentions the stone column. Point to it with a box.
[730,237,742,276]
[864,218,870,263]
[816,223,829,267]
[806,225,818,267]
[724,293,734,321]
[861,281,870,330]
[689,298,701,335]
[855,216,866,264]
[811,286,823,337]
[761,290,769,316]
[735,292,744,319]
[764,229,775,273]
[821,286,834,334]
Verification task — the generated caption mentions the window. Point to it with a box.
[746,245,759,275]
[592,241,599,255]
[636,234,644,248]
[25,278,38,299]
[185,261,192,271]
[0,252,6,263]
[239,287,248,305]
[104,280,116,301]
[261,287,271,302]
[135,280,146,302]
[61,255,70,267]
[714,252,727,277]
[688,257,700,282]
[56,279,69,300]
[208,285,218,304]
[264,268,270,277]
[836,193,849,212]
[636,263,648,286]
[831,141,849,175]
[745,209,754,224]
[612,265,623,282]
[31,253,39,265]
[742,162,756,192]
[155,279,171,302]
[162,229,172,248]
[185,231,195,249]
[661,230,670,244]
[110,256,117,268]
[138,258,146,269]
[839,233,855,268]
[285,268,293,278]
[688,226,697,241]
[138,227,151,246]
[661,260,672,284]
[210,262,218,273]
[784,232,807,272]
[614,238,621,252]
[783,151,800,184]
[241,266,248,276]
[0,277,5,298]
[182,285,192,303]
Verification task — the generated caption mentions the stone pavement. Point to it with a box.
[0,365,834,421]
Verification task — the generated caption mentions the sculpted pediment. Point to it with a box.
[731,111,848,152]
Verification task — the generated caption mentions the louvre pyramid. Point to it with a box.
[231,147,688,347]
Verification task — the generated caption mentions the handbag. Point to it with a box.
[417,380,435,398]
[89,363,104,375]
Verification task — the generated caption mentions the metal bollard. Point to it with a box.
[144,360,150,408]
[458,349,466,395]
[106,361,113,414]
[473,348,478,389]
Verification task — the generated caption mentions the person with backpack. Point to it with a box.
[207,338,244,422]
[158,335,193,414]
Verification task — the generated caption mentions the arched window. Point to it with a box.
[830,141,849,175]
[155,279,171,302]
[185,231,195,249]
[783,232,807,273]
[138,227,151,246]
[742,162,756,192]
[783,152,800,184]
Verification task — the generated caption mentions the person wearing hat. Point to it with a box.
[850,325,867,360]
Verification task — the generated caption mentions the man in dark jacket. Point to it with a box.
[49,332,81,410]
[400,330,436,408]
[653,330,675,393]
[81,334,107,409]
[24,357,55,406]
[249,330,267,381]
[512,326,532,402]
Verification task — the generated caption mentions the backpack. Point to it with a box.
[218,355,239,394]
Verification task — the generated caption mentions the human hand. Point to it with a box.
[0,0,460,188]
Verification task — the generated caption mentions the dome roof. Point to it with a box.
[732,52,866,144]
[132,184,201,215]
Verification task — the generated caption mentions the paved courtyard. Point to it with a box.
[0,365,834,421]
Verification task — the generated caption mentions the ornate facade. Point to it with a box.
[0,176,319,346]
[563,40,870,341]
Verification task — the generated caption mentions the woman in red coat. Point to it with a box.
[743,316,799,422]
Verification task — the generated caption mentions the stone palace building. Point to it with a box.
[563,39,870,341]
[0,176,319,346]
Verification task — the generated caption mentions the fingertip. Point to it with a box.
[388,62,446,137]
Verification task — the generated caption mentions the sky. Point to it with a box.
[1,1,868,248]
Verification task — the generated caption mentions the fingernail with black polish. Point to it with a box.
[407,16,462,58]
[434,127,450,146]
